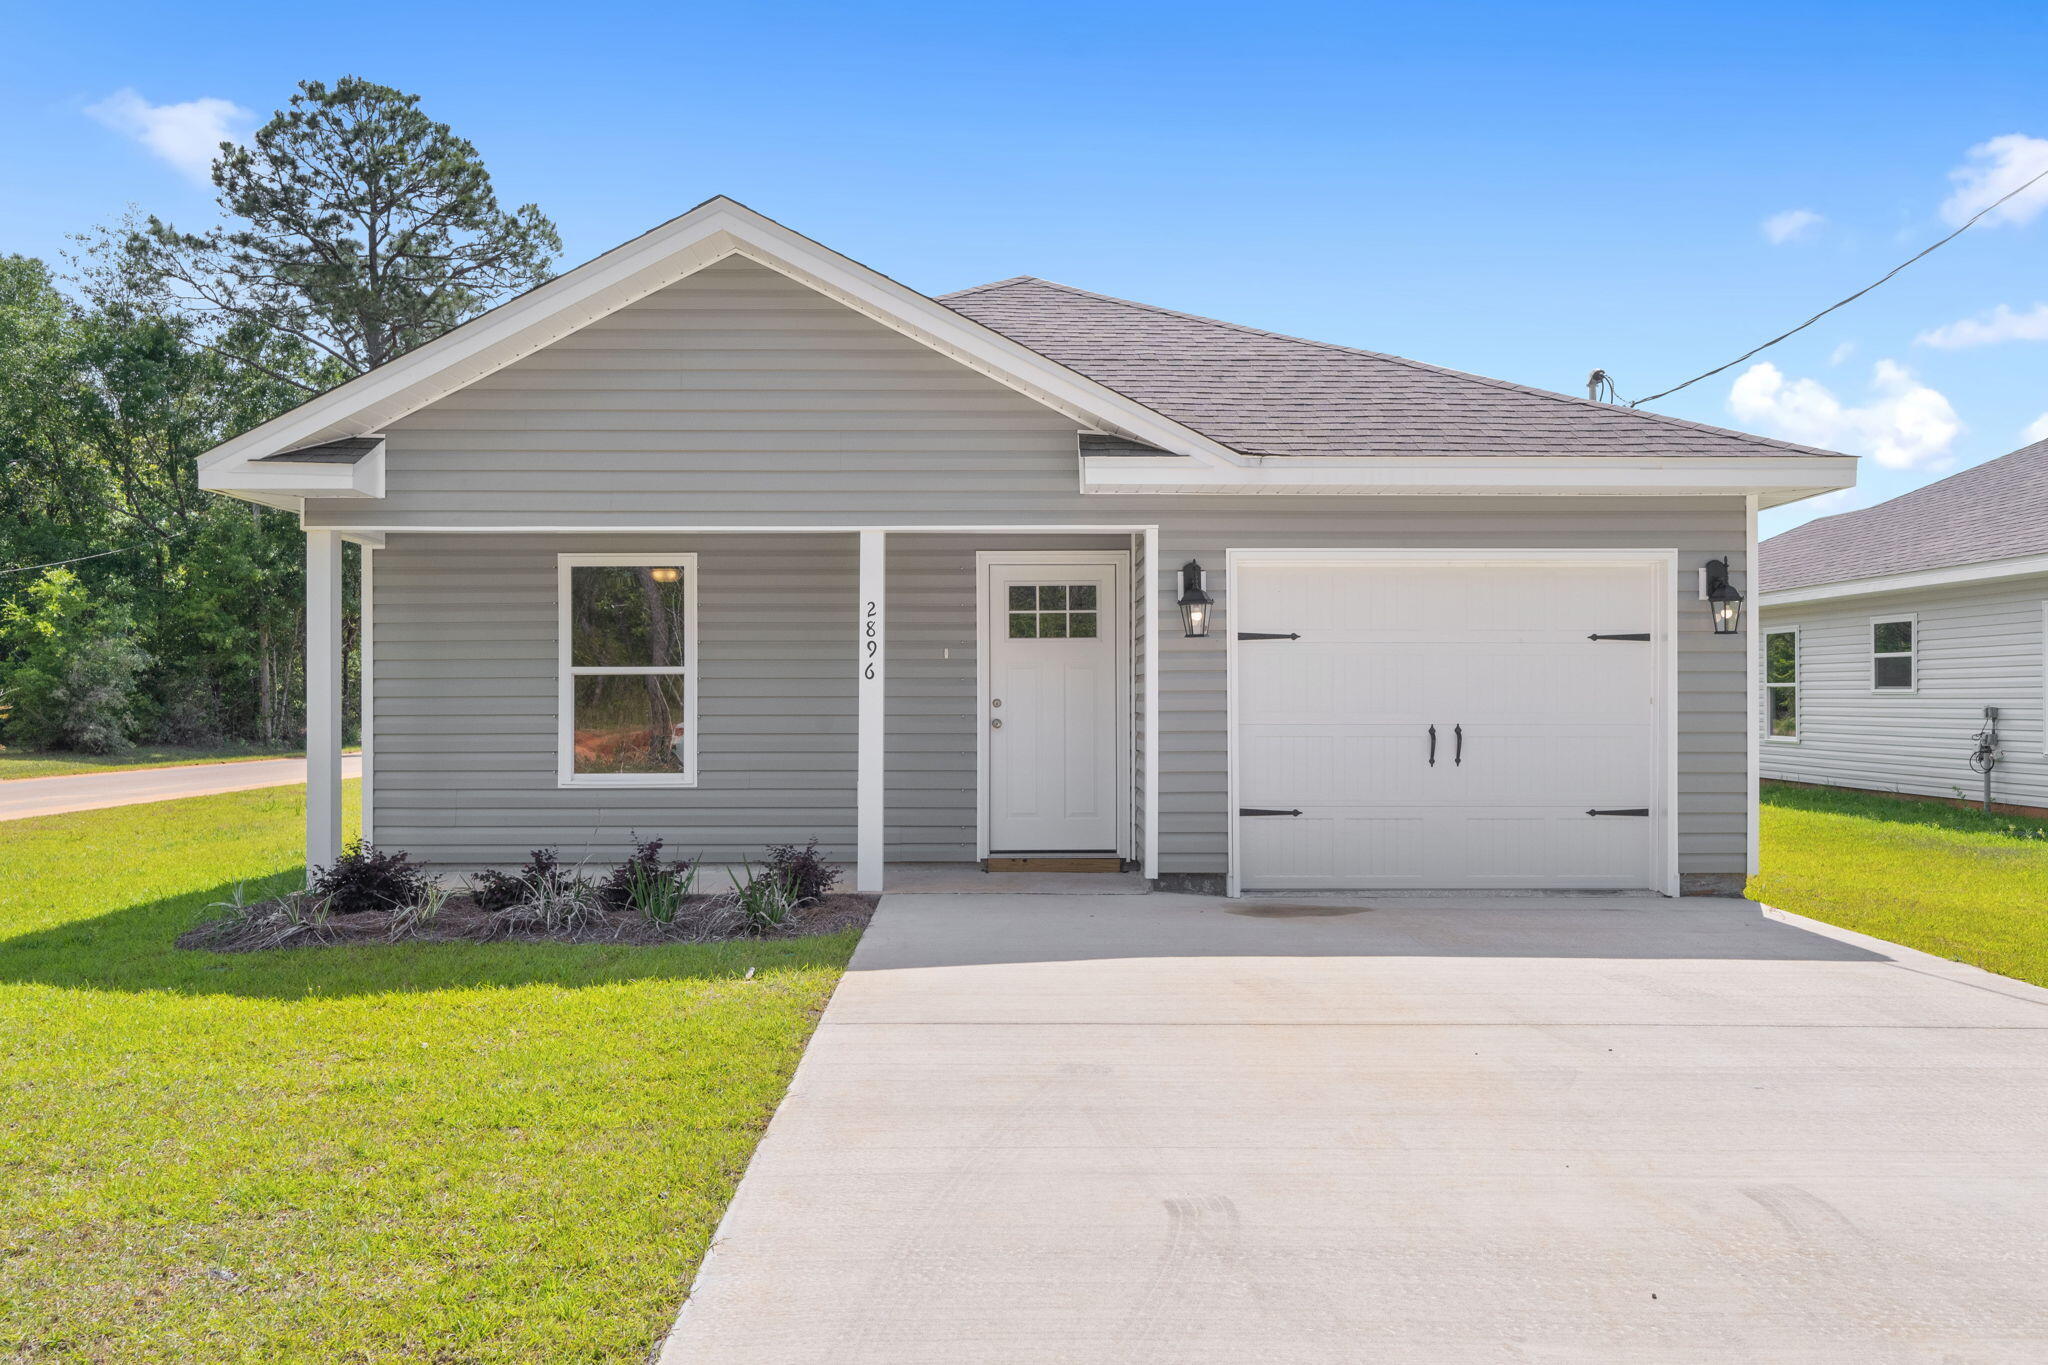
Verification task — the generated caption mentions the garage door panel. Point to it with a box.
[1236,558,1663,892]
[1239,811,1428,888]
[1240,729,1430,806]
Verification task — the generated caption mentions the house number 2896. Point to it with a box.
[863,601,879,680]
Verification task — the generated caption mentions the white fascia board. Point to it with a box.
[195,198,1243,502]
[1760,552,2048,607]
[1082,453,1855,504]
[202,439,385,500]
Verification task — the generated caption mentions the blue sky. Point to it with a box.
[5,0,2045,538]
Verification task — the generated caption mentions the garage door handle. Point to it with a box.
[1237,631,1302,641]
[1454,724,1463,765]
[1427,724,1437,766]
[1585,807,1650,817]
[1588,633,1652,641]
[1239,807,1303,817]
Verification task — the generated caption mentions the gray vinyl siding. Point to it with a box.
[1759,577,2048,809]
[337,255,1755,880]
[373,533,855,868]
[884,533,1128,862]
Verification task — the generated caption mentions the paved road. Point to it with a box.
[660,892,2048,1363]
[0,754,362,822]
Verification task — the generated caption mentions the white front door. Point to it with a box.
[985,555,1127,855]
[1234,557,1665,890]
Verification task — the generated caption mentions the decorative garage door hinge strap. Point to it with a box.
[1237,631,1301,640]
[1587,633,1652,641]
[1239,807,1304,817]
[1585,807,1651,817]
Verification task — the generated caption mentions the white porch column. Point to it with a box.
[856,530,886,892]
[305,530,344,875]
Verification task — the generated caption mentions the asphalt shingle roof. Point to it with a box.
[1759,439,2048,592]
[940,276,1838,461]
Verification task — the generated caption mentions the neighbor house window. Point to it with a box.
[1765,628,1799,739]
[1871,615,1915,691]
[558,554,697,785]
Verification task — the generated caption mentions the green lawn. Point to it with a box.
[0,744,358,782]
[0,782,856,1363]
[1749,781,2048,988]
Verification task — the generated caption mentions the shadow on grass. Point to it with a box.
[0,873,856,1001]
[1762,781,2048,842]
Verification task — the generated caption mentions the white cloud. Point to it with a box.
[1828,340,1856,366]
[1916,301,2048,349]
[86,88,250,183]
[1728,359,1961,469]
[1761,208,1825,244]
[2025,412,2048,444]
[1941,133,2048,227]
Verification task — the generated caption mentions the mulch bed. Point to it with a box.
[177,891,877,953]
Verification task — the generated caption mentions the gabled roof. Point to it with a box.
[198,197,1245,498]
[1760,439,2048,595]
[941,276,1840,461]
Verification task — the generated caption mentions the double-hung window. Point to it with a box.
[1871,615,1916,692]
[559,554,697,786]
[1765,628,1799,739]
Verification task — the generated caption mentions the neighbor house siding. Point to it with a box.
[333,255,1754,881]
[1759,576,2048,809]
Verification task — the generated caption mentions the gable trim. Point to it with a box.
[1760,552,2048,606]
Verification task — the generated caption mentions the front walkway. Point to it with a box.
[660,892,2048,1363]
[0,754,363,822]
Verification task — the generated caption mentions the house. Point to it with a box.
[1757,437,2048,814]
[195,198,1854,896]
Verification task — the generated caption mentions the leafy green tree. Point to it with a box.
[100,75,560,377]
[0,569,151,753]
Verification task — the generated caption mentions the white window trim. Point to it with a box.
[1870,612,1917,694]
[557,552,699,788]
[1765,625,1800,743]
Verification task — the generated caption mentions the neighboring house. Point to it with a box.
[196,198,1853,896]
[1758,438,2048,813]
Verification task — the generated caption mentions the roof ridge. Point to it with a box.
[937,275,1042,299]
[981,277,1841,460]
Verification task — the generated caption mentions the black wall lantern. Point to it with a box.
[1700,557,1745,635]
[1177,560,1213,638]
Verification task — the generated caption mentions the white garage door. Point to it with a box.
[1233,557,1665,891]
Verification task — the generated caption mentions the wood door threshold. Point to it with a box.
[984,857,1125,874]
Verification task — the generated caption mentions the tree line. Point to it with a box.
[1,76,559,753]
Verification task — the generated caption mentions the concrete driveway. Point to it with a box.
[660,893,2048,1364]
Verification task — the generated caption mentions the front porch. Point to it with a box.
[300,526,1163,892]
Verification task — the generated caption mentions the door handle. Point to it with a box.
[990,718,1002,730]
[1454,724,1463,766]
[1427,724,1436,766]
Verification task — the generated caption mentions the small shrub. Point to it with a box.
[762,838,840,908]
[625,856,697,926]
[598,836,675,911]
[310,839,432,916]
[385,882,452,942]
[492,872,604,937]
[469,847,565,912]
[724,862,797,935]
[200,883,334,949]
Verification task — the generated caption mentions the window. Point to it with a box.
[1007,583,1099,639]
[558,554,696,785]
[1765,628,1799,739]
[1871,615,1915,691]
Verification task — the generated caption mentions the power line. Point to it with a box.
[1628,163,2048,409]
[0,544,151,577]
